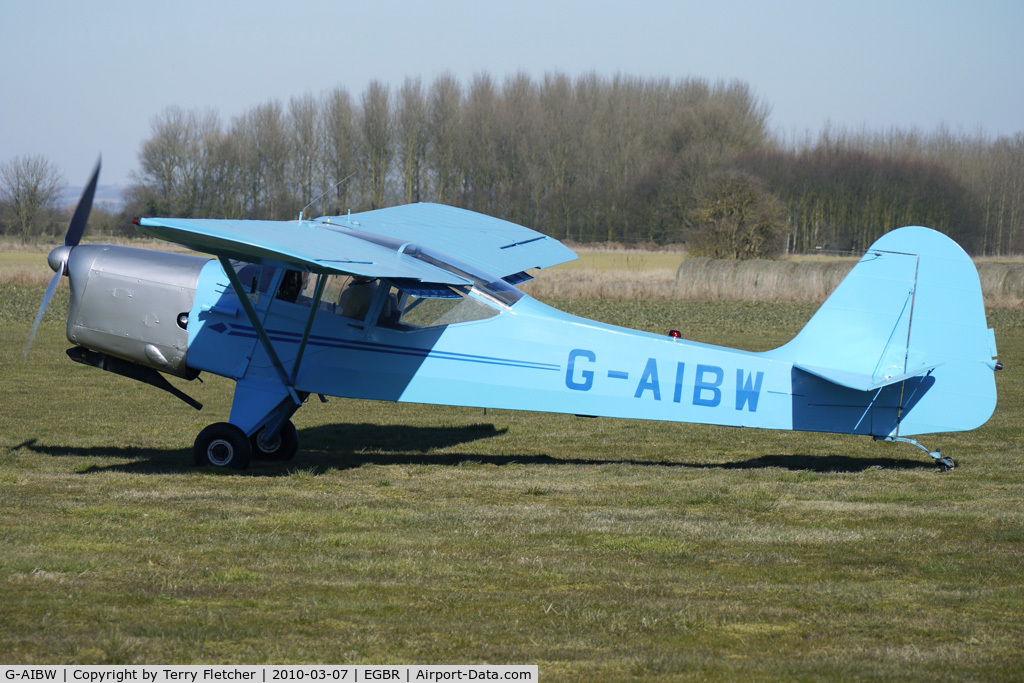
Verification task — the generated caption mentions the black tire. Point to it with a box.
[250,420,299,461]
[194,422,253,470]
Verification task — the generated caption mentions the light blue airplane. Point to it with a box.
[28,162,1000,471]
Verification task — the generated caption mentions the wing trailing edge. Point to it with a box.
[322,203,577,276]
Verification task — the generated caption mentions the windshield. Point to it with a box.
[402,245,525,307]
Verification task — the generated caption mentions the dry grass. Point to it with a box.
[0,253,59,286]
[5,241,1024,308]
[522,267,682,301]
[977,262,1024,308]
[673,258,856,305]
[526,250,1024,309]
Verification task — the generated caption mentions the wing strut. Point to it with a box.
[218,259,329,406]
[219,260,330,439]
[217,259,323,405]
[219,257,293,395]
[290,273,328,385]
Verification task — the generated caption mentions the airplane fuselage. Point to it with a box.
[184,258,947,441]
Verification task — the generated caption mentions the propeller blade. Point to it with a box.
[24,270,63,358]
[64,158,101,247]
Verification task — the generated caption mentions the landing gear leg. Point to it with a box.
[879,436,955,471]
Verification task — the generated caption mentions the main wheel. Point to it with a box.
[194,422,253,470]
[250,420,299,461]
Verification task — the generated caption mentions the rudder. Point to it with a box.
[767,226,998,436]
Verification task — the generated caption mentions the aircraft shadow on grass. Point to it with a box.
[12,423,933,476]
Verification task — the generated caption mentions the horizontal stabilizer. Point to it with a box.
[794,362,941,392]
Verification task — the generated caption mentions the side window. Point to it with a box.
[266,273,501,329]
[268,272,357,313]
[394,287,498,328]
[231,261,277,296]
[318,275,394,323]
[276,270,307,303]
[335,277,379,321]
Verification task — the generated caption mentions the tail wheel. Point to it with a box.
[194,422,252,470]
[250,420,299,461]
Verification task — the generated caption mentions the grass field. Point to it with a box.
[2,286,1024,678]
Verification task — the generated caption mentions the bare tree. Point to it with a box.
[0,154,65,240]
[125,71,1024,253]
[230,100,288,218]
[359,80,392,209]
[497,72,540,223]
[461,73,500,213]
[428,73,463,204]
[135,106,223,217]
[323,87,357,214]
[288,93,322,215]
[396,77,428,204]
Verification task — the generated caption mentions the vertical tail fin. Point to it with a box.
[768,226,998,436]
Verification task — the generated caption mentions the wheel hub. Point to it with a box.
[207,438,234,466]
[255,431,281,454]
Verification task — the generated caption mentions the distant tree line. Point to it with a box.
[3,72,1022,257]
[737,126,1024,255]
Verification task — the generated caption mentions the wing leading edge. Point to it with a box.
[135,203,576,285]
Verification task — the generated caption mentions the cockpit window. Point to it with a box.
[314,275,501,328]
[231,261,277,295]
[263,271,502,329]
[396,288,498,328]
[276,270,305,303]
[335,276,378,321]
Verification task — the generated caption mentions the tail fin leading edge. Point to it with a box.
[768,226,997,437]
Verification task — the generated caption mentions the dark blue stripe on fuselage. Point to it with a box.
[216,322,560,372]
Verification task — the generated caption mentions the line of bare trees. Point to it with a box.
[4,72,1022,257]
[122,73,777,247]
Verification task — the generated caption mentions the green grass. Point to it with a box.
[2,287,1023,678]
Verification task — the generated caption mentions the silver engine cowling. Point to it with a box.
[63,245,209,378]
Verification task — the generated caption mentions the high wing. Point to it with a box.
[135,203,577,284]
[320,203,577,278]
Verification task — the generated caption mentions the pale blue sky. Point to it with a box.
[2,0,1021,188]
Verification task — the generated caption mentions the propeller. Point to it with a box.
[23,158,101,358]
